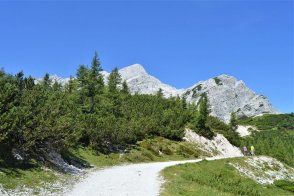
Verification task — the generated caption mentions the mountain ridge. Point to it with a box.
[41,64,278,122]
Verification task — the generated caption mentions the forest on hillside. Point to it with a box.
[1,53,236,167]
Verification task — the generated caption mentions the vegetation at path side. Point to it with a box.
[0,52,232,192]
[161,158,293,196]
[239,114,294,167]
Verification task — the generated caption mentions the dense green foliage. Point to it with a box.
[274,180,294,193]
[206,116,241,146]
[239,114,294,130]
[72,137,210,168]
[161,158,293,196]
[0,52,219,166]
[0,137,209,191]
[240,114,294,167]
[241,129,294,167]
[229,112,238,131]
[191,94,215,139]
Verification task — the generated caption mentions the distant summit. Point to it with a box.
[39,64,278,123]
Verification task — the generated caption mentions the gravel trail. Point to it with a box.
[66,156,226,196]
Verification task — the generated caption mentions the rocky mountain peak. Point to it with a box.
[119,64,147,79]
[39,64,278,123]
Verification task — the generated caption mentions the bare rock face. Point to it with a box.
[183,74,278,122]
[184,129,243,157]
[118,64,185,97]
[40,64,278,123]
[118,65,278,123]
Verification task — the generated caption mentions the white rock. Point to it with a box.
[184,74,279,123]
[39,64,279,122]
[236,125,257,137]
[183,129,243,157]
[118,64,185,97]
[230,156,294,185]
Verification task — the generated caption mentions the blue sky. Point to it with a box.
[0,1,293,112]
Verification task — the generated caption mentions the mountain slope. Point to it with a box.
[117,65,278,122]
[184,74,278,122]
[40,64,278,122]
[118,64,185,97]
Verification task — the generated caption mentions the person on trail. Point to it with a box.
[243,146,248,156]
[250,145,255,156]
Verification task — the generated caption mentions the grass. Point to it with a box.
[161,158,293,196]
[0,137,209,193]
[239,114,294,167]
[241,129,294,167]
[274,180,294,192]
[71,137,210,167]
[0,160,71,194]
[239,114,294,131]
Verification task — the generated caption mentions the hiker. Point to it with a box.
[243,146,248,156]
[250,145,255,156]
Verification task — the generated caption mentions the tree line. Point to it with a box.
[0,52,238,163]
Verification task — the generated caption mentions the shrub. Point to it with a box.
[274,180,294,192]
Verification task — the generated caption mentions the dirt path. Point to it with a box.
[65,156,227,196]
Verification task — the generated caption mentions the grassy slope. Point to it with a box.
[239,114,294,167]
[0,137,209,192]
[71,137,210,168]
[239,114,294,131]
[161,158,293,196]
[0,160,71,194]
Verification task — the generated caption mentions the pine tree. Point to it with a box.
[16,71,24,90]
[108,67,122,93]
[230,112,238,132]
[88,52,104,113]
[24,76,35,90]
[196,93,214,138]
[67,75,75,94]
[76,64,89,107]
[181,95,187,109]
[197,94,208,130]
[52,81,62,91]
[121,80,129,94]
[42,73,51,87]
[156,88,164,98]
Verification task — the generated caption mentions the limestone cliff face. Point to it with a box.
[183,75,278,122]
[118,65,278,122]
[41,64,278,122]
[118,64,185,97]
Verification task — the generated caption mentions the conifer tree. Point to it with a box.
[230,112,238,132]
[196,93,214,138]
[88,52,104,113]
[197,94,208,130]
[76,65,89,107]
[24,76,35,90]
[67,75,75,94]
[121,80,129,94]
[156,88,164,98]
[42,73,51,87]
[108,67,122,93]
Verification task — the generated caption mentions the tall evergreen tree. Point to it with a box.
[181,95,187,109]
[229,112,238,132]
[76,64,89,107]
[121,80,130,95]
[23,76,35,90]
[196,94,214,138]
[197,94,209,130]
[42,73,51,87]
[67,75,75,94]
[156,88,164,98]
[108,67,122,93]
[88,52,104,113]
